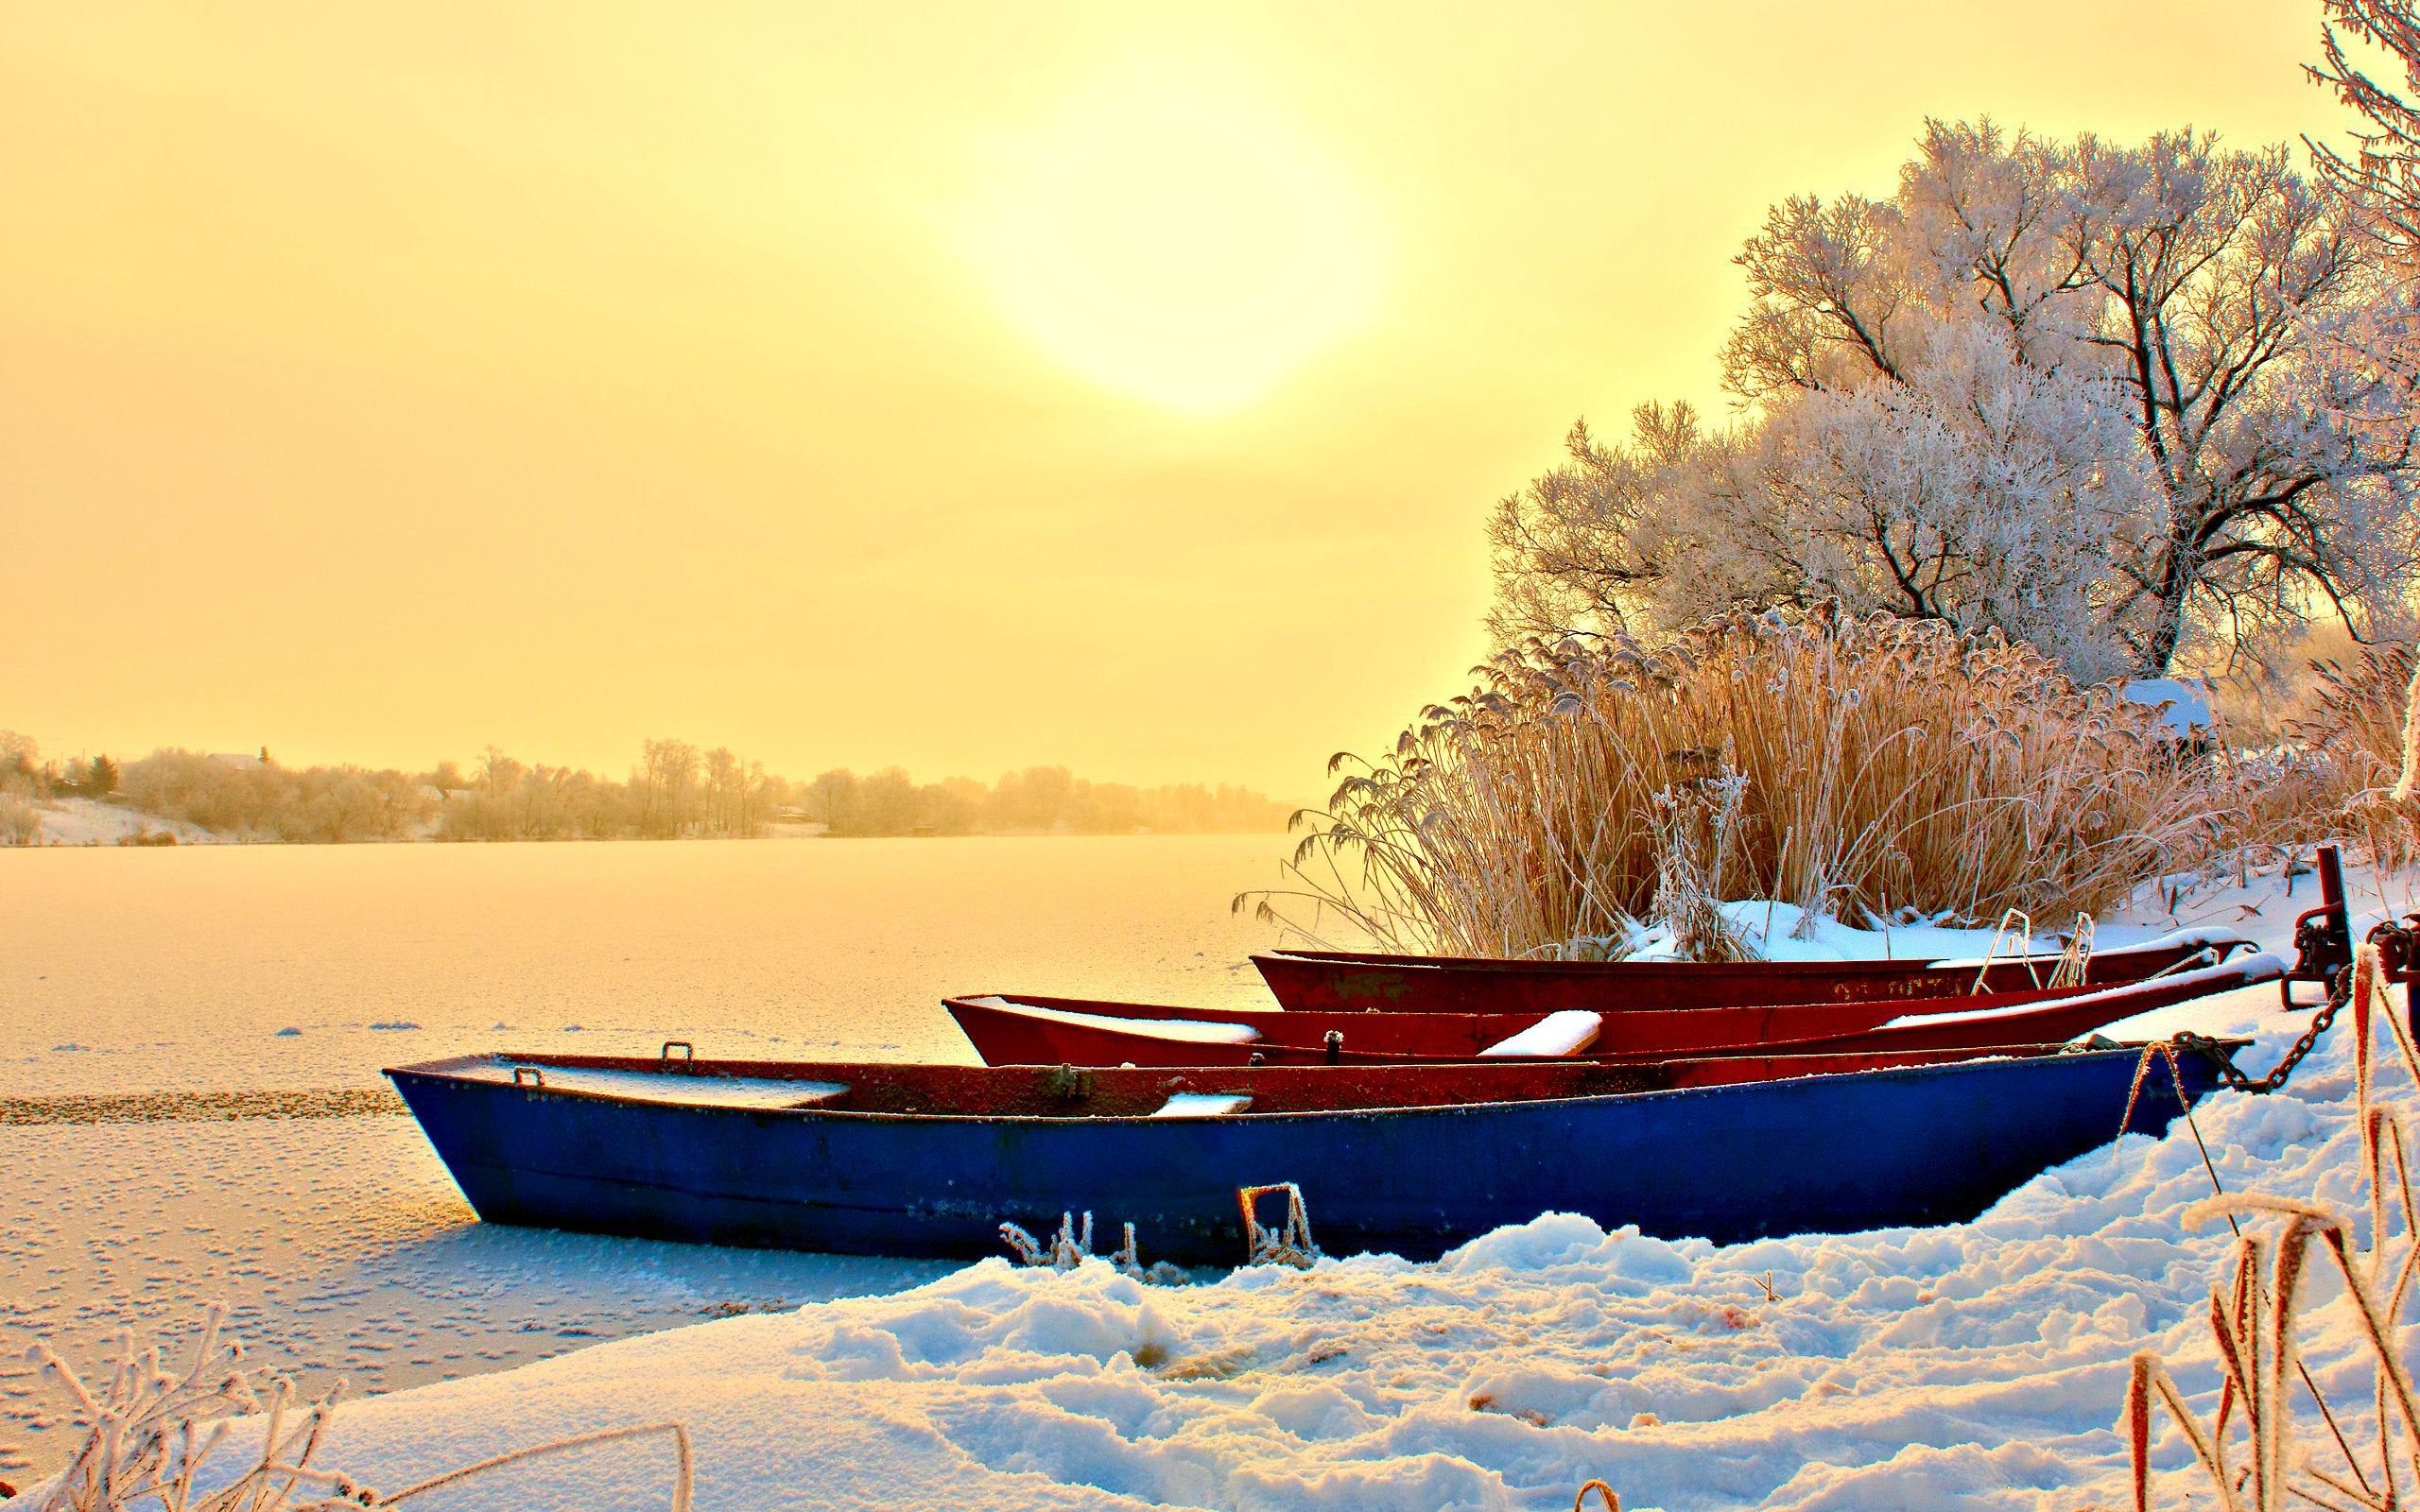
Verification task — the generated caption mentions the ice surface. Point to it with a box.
[0,837,1283,1477]
[0,1114,951,1479]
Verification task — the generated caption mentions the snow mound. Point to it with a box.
[1624,901,2064,962]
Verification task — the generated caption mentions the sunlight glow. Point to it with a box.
[958,68,1390,414]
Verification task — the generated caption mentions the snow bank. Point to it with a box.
[1623,900,2059,962]
[1620,900,2246,965]
[26,797,224,846]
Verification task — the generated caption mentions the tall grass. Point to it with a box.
[2122,946,2420,1512]
[0,784,40,847]
[1247,609,2236,957]
[2283,645,2420,867]
[11,1307,692,1511]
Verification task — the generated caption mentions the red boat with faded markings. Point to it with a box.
[945,952,2283,1068]
[1250,927,2252,1014]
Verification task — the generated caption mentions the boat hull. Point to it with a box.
[1253,933,2247,1013]
[948,955,2279,1067]
[389,1045,2225,1264]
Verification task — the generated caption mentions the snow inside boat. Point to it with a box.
[1252,927,2254,1013]
[945,953,2284,1067]
[388,1039,2241,1263]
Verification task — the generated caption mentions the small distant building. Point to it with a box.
[207,749,268,771]
[767,805,831,838]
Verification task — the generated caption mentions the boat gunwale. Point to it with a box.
[1255,929,2253,980]
[385,1038,2246,1126]
[956,953,2277,1037]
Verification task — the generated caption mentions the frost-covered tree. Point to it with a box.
[1491,331,2147,677]
[2312,0,2420,260]
[1493,120,2420,677]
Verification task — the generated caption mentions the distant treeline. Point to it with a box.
[802,763,1287,837]
[1,731,1292,843]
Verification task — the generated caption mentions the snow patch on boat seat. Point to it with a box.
[1478,1010,1604,1057]
[965,995,1263,1044]
[1149,1092,1254,1118]
[464,1058,850,1109]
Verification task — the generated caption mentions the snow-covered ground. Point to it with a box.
[21,852,2417,1509]
[22,797,225,847]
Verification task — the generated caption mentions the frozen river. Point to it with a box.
[0,835,1287,1476]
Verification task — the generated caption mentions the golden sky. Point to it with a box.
[0,1,2337,798]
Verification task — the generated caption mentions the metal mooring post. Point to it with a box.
[2282,844,2355,1009]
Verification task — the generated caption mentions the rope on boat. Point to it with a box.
[2118,1040,2231,1199]
[1238,1183,1322,1267]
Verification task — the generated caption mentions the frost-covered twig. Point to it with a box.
[998,1211,1183,1281]
[1571,1480,1622,1511]
[2125,943,2420,1510]
[14,1310,692,1511]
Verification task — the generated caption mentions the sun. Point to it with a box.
[957,67,1390,415]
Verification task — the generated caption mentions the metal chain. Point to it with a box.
[2172,965,2350,1094]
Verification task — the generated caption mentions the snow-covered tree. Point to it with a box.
[1492,120,2420,677]
[2312,0,2420,262]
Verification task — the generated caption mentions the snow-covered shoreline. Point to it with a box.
[56,855,2397,1511]
[17,797,227,847]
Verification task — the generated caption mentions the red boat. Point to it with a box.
[1252,927,2253,1014]
[946,952,2283,1068]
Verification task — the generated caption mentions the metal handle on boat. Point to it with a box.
[661,1040,695,1068]
[512,1066,545,1088]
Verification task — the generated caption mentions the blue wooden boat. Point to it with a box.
[387,1039,2238,1264]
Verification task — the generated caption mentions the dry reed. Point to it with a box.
[12,1307,692,1511]
[1246,608,2237,957]
[2122,945,2420,1511]
[2283,645,2420,867]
